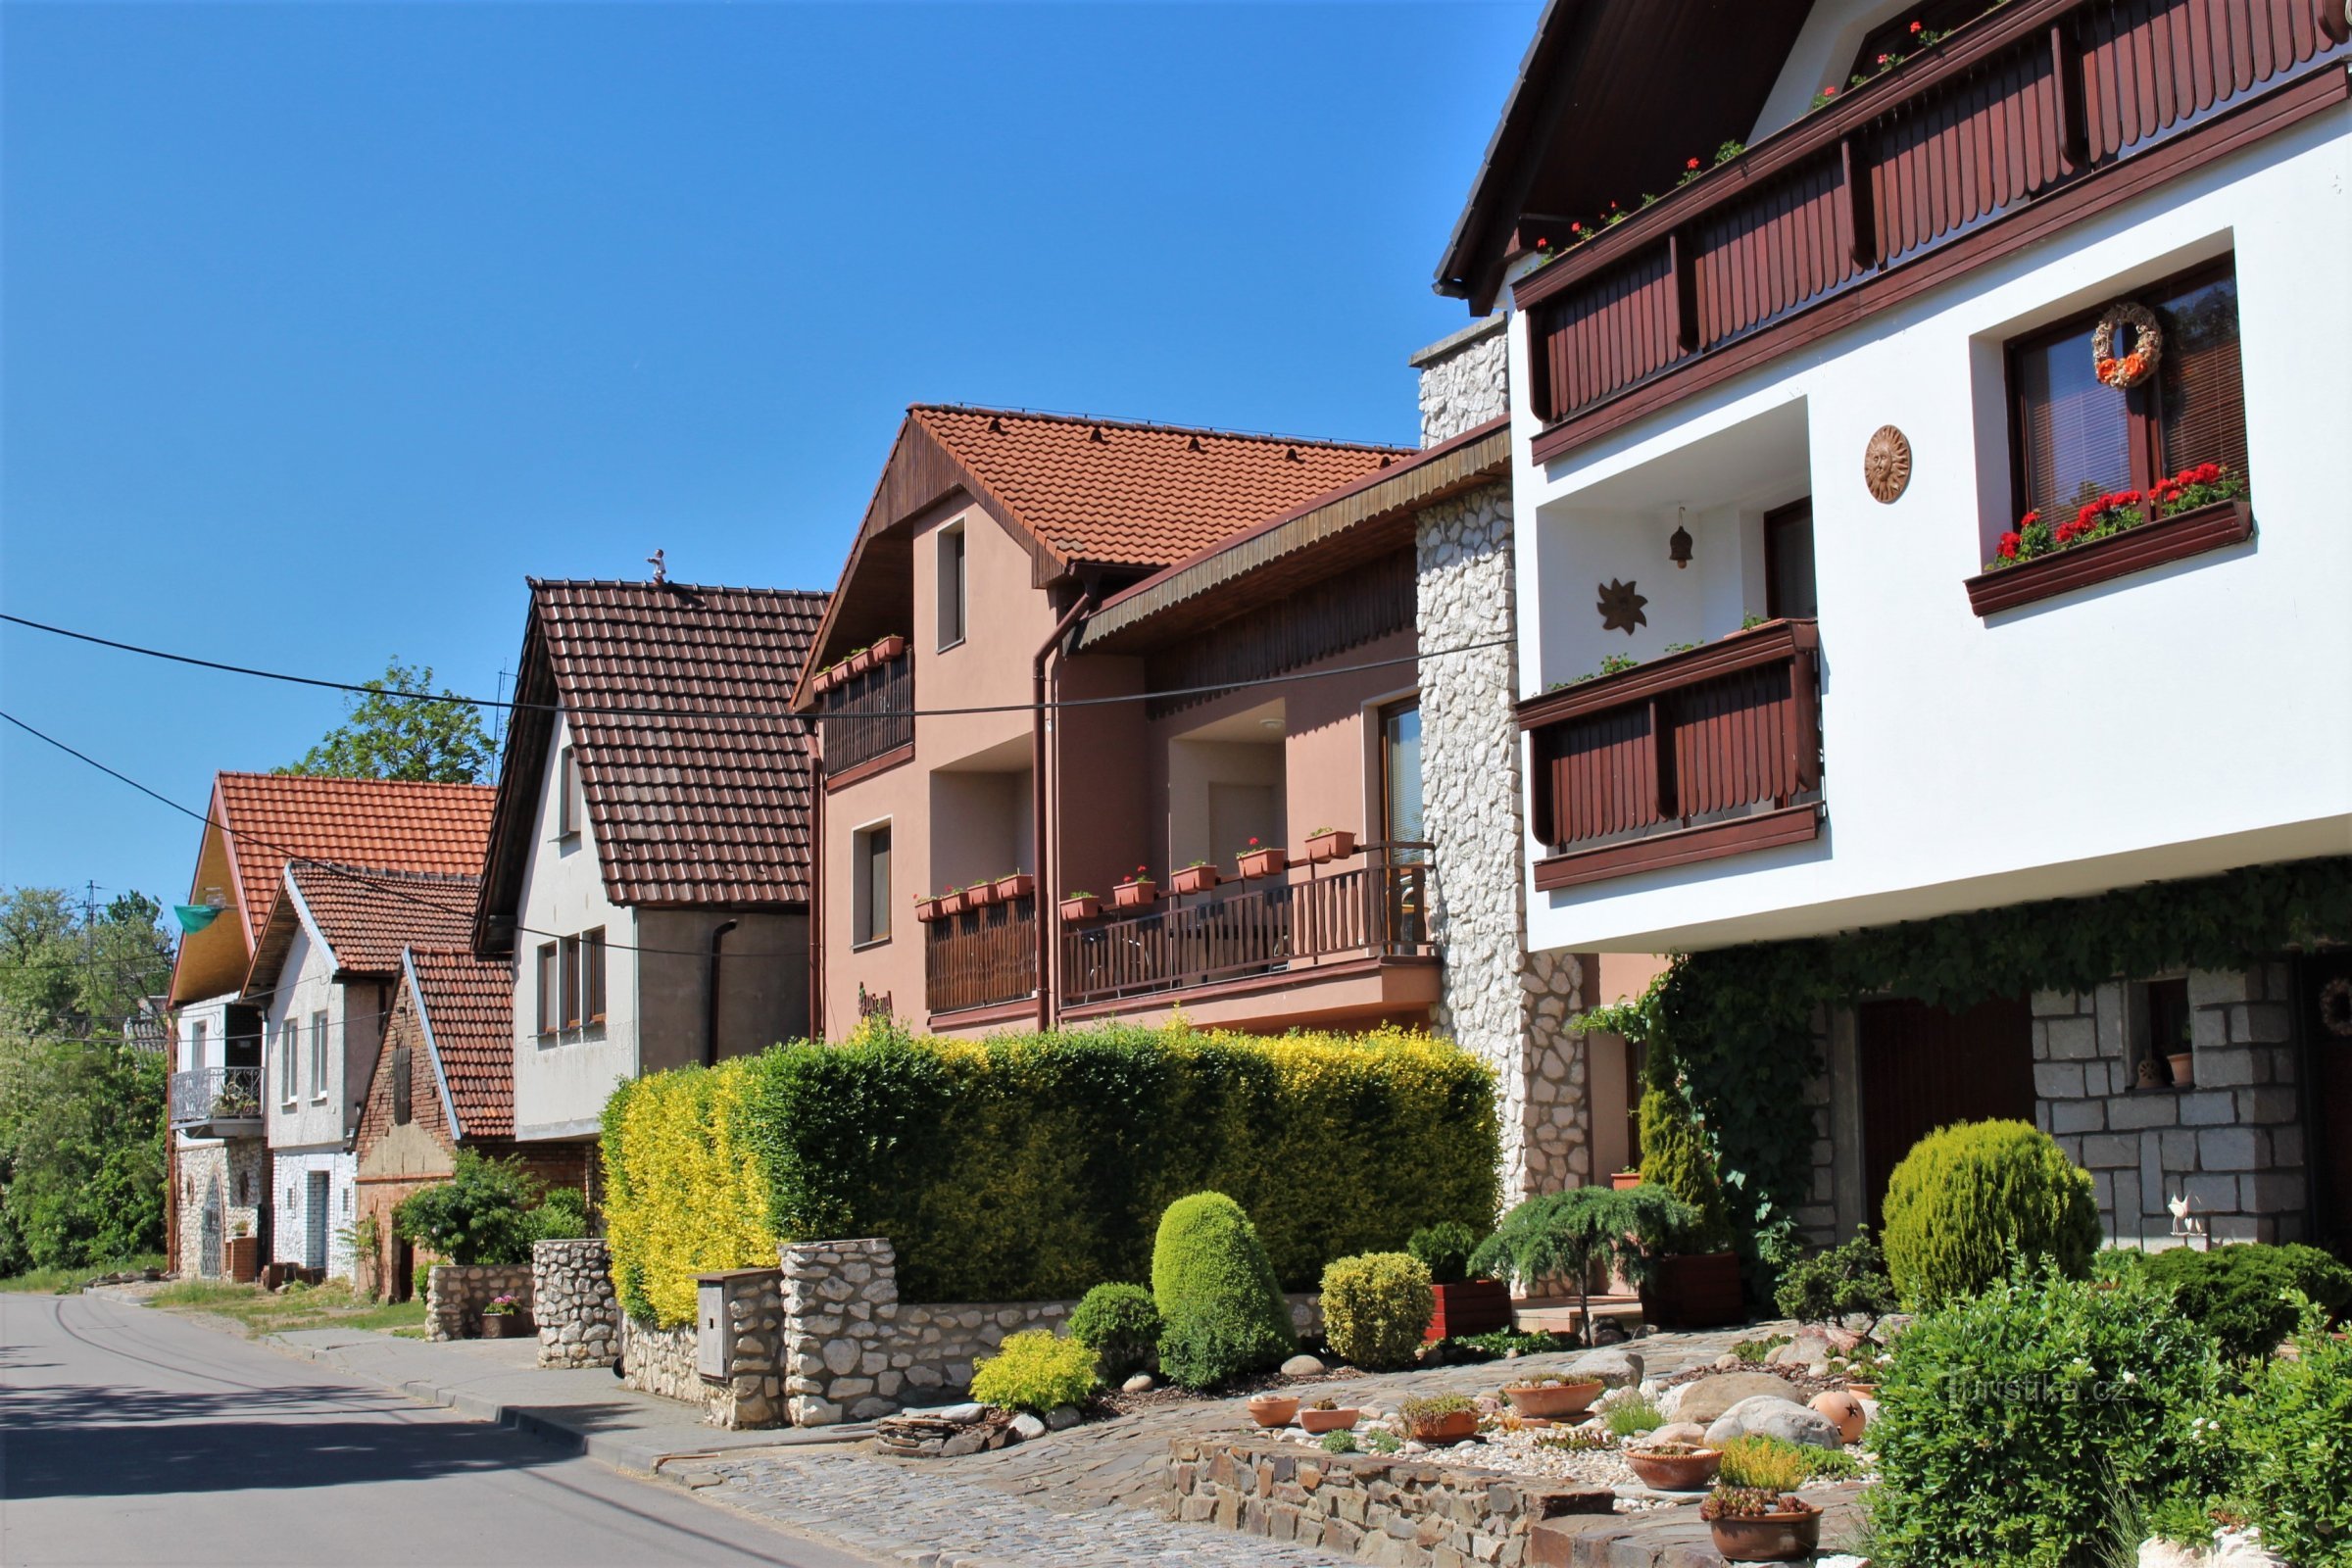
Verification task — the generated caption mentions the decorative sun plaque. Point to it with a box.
[1864,425,1913,504]
[1596,578,1648,635]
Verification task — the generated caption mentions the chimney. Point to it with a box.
[1407,315,1509,449]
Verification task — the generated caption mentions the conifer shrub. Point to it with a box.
[1068,1282,1161,1381]
[968,1330,1100,1415]
[1151,1192,1295,1390]
[1405,1221,1479,1285]
[1881,1119,2099,1307]
[1319,1251,1434,1370]
[2125,1242,2352,1361]
[1636,1039,1732,1252]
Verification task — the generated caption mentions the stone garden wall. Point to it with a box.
[425,1261,532,1342]
[1170,1436,1611,1567]
[531,1239,619,1369]
[619,1268,786,1428]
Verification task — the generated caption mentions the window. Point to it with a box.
[2138,977,2193,1088]
[582,927,607,1023]
[535,942,560,1038]
[310,1010,328,1099]
[1764,498,1818,620]
[190,1018,207,1074]
[277,1018,296,1105]
[854,823,892,946]
[557,746,583,839]
[390,1042,412,1124]
[1380,699,1424,855]
[2009,259,2247,523]
[937,523,967,650]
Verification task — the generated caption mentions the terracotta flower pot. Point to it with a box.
[2168,1051,2195,1087]
[1843,1382,1878,1400]
[847,648,875,676]
[1304,829,1356,863]
[870,634,906,662]
[1059,895,1102,923]
[1298,1407,1359,1435]
[1611,1171,1645,1191]
[1236,848,1286,879]
[1625,1446,1721,1492]
[1246,1395,1299,1429]
[809,665,837,696]
[993,873,1034,903]
[1113,880,1156,909]
[941,889,969,916]
[1405,1409,1479,1445]
[1502,1380,1604,1420]
[1706,1503,1821,1561]
[1170,865,1219,896]
[914,896,947,924]
[968,880,1002,907]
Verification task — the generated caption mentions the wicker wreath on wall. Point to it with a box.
[2320,976,2352,1039]
[2092,301,2164,388]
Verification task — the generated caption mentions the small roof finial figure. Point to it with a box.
[647,548,666,586]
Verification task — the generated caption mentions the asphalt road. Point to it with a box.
[0,1291,876,1568]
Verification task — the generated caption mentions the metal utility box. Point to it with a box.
[696,1278,728,1382]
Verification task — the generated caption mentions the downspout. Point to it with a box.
[1033,590,1096,1032]
[706,919,739,1066]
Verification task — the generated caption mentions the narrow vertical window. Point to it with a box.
[854,823,893,946]
[1764,498,1818,620]
[278,1018,296,1104]
[558,746,583,838]
[1380,700,1424,852]
[310,1010,328,1098]
[561,935,583,1029]
[583,928,607,1023]
[937,523,967,650]
[536,942,560,1038]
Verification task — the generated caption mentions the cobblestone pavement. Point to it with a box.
[696,1323,1782,1567]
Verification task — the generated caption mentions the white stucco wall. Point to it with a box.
[510,710,642,1142]
[268,1149,358,1275]
[1512,108,2352,956]
[260,911,385,1154]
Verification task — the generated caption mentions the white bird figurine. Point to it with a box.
[2167,1193,2193,1222]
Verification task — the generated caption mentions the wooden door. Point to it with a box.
[1858,993,2035,1226]
[2299,952,2352,1256]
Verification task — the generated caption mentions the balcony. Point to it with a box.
[1516,620,1822,891]
[1513,0,2348,460]
[1059,846,1438,1012]
[925,896,1039,1018]
[170,1065,265,1138]
[819,651,913,783]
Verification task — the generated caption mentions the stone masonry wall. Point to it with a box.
[532,1239,619,1369]
[1170,1436,1611,1566]
[425,1262,533,1342]
[1416,474,1588,1202]
[1409,316,1508,447]
[618,1268,786,1428]
[2034,963,2310,1245]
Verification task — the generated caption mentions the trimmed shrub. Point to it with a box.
[1882,1120,2100,1308]
[1637,1040,1731,1252]
[1865,1266,2226,1567]
[1405,1221,1479,1285]
[1152,1192,1295,1390]
[1319,1252,1434,1370]
[393,1152,544,1265]
[529,1188,592,1244]
[968,1330,1100,1416]
[1773,1225,1897,1328]
[2126,1242,2352,1361]
[2218,1302,2352,1565]
[1068,1283,1161,1382]
[601,1060,774,1326]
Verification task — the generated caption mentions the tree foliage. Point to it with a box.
[279,659,495,784]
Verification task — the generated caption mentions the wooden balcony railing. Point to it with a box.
[1059,845,1436,1008]
[1514,0,2348,460]
[1516,621,1823,891]
[926,897,1039,1015]
[820,653,913,779]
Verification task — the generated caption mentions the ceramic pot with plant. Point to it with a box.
[914,893,947,923]
[480,1295,532,1339]
[993,871,1033,903]
[1113,868,1156,909]
[940,887,969,916]
[1298,1398,1358,1435]
[2168,1050,2195,1087]
[1700,1489,1821,1561]
[846,647,874,676]
[1235,838,1286,879]
[1625,1442,1722,1492]
[1059,892,1101,922]
[1501,1376,1605,1420]
[967,878,1002,907]
[1399,1394,1478,1446]
[1610,1170,1644,1191]
[1304,827,1356,863]
[869,633,906,663]
[1246,1395,1299,1429]
[1170,860,1219,896]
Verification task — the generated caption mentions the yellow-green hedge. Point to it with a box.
[601,1020,1498,1322]
[601,1058,775,1327]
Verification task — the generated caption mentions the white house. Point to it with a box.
[1438,0,2352,1248]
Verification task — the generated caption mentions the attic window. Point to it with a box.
[558,746,583,839]
[938,523,967,651]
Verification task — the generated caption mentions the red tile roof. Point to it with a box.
[909,406,1410,570]
[213,773,494,948]
[405,945,514,1139]
[249,867,478,995]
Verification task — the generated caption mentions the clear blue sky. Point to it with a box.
[0,0,1536,910]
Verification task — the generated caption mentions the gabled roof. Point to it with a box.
[242,865,478,1001]
[401,945,514,1140]
[170,771,495,1004]
[473,580,827,954]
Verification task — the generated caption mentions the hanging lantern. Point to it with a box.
[1669,523,1694,569]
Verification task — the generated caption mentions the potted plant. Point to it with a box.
[1304,826,1356,863]
[1113,867,1156,909]
[1246,1394,1299,1428]
[1236,838,1286,879]
[1469,1185,1698,1348]
[1408,1222,1511,1341]
[913,892,947,923]
[1298,1398,1358,1435]
[808,663,837,697]
[870,633,906,663]
[1399,1394,1478,1446]
[1170,859,1219,896]
[940,886,969,916]
[1625,1441,1723,1492]
[967,877,1002,907]
[1700,1488,1821,1561]
[1059,891,1102,922]
[479,1294,532,1340]
[1610,1169,1645,1191]
[1621,1018,1743,1330]
[992,870,1033,903]
[846,645,874,676]
[1500,1374,1605,1419]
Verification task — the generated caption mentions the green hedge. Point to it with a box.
[603,1020,1498,1318]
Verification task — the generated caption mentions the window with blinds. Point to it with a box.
[2008,258,2245,521]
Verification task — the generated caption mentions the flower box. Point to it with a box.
[870,634,906,663]
[1610,1170,1645,1191]
[847,648,875,676]
[940,888,970,916]
[914,895,947,924]
[1113,878,1156,910]
[1170,864,1219,896]
[967,879,1002,907]
[1059,894,1102,923]
[808,664,837,696]
[479,1312,534,1340]
[1304,829,1356,863]
[1236,847,1287,880]
[1424,1278,1512,1341]
[992,873,1033,903]
[1964,498,2252,616]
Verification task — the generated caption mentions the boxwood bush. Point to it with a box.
[603,1020,1497,1324]
[2124,1242,2352,1361]
[1068,1282,1161,1382]
[1320,1251,1434,1370]
[1152,1192,1296,1390]
[1882,1119,2100,1307]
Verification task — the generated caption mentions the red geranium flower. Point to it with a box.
[1822,84,1838,96]
[1910,19,1924,31]
[1878,52,1893,65]
[1687,157,1702,170]
[1998,532,2022,560]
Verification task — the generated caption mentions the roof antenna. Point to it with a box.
[646,548,666,585]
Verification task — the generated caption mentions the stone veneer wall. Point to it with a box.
[173,1139,270,1279]
[779,1238,1324,1426]
[2033,963,2310,1245]
[619,1268,786,1428]
[1409,316,1508,447]
[425,1262,533,1342]
[532,1239,619,1369]
[1170,1436,1610,1566]
[1416,473,1589,1201]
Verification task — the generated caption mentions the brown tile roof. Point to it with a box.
[404,946,514,1139]
[245,866,479,997]
[506,580,827,912]
[213,773,494,949]
[908,406,1410,570]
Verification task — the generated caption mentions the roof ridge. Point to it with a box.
[290,862,480,886]
[524,578,831,600]
[909,403,1410,456]
[216,771,496,792]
